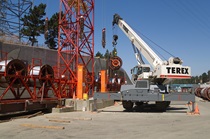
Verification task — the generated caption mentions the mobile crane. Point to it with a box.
[94,14,195,111]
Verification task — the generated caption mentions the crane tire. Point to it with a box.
[122,100,133,111]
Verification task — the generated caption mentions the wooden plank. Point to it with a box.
[27,111,43,119]
[45,116,92,121]
[49,119,71,123]
[20,124,65,129]
[73,117,92,121]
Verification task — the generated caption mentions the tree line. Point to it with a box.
[173,71,210,84]
[95,48,117,59]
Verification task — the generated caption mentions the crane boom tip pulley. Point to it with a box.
[112,14,122,26]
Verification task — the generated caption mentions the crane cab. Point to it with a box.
[131,65,151,83]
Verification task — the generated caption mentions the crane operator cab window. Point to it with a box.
[131,66,150,75]
[131,66,150,82]
[131,66,139,75]
[142,66,150,73]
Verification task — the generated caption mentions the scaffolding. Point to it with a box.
[0,0,33,41]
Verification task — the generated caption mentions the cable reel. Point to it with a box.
[109,56,122,70]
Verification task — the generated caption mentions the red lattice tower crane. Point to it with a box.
[57,0,94,99]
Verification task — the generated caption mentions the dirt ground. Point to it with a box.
[0,98,210,139]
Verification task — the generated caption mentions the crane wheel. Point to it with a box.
[122,100,133,111]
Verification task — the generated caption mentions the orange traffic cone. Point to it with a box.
[193,103,200,115]
[187,102,200,115]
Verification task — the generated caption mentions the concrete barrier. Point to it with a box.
[52,106,74,113]
[61,99,114,112]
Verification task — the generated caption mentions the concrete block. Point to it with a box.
[106,100,115,106]
[63,99,115,112]
[87,99,114,111]
[65,99,75,107]
[52,106,74,113]
[82,101,88,111]
[74,100,84,111]
[89,103,95,112]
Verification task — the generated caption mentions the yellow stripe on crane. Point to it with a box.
[162,94,165,101]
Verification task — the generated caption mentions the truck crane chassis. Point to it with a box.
[94,80,195,111]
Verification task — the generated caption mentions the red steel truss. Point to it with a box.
[0,0,95,113]
[58,0,94,98]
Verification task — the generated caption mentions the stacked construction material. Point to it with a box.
[195,87,210,101]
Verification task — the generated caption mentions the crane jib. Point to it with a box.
[166,67,189,74]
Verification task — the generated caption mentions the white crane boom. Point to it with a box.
[113,15,163,69]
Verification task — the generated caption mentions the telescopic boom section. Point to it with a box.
[112,14,163,69]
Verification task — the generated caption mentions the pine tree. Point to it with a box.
[104,49,110,59]
[21,3,46,46]
[95,51,103,58]
[45,12,64,50]
[112,47,117,56]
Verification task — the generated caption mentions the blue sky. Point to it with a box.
[35,0,210,77]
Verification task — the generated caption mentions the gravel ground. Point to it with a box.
[0,99,210,139]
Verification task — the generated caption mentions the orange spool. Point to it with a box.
[109,56,122,70]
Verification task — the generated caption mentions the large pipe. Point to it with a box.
[195,87,210,101]
[0,59,27,88]
[205,88,210,101]
[200,87,210,101]
[200,88,206,99]
[28,64,54,88]
[194,87,203,97]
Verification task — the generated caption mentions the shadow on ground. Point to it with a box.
[99,103,188,114]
